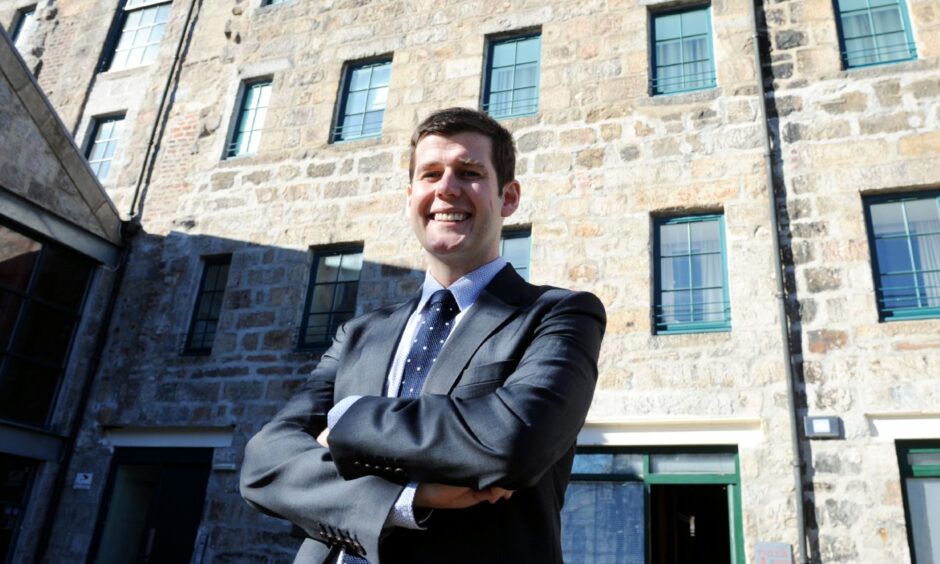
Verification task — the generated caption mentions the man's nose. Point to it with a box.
[436,169,462,197]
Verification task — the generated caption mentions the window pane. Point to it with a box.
[656,40,682,67]
[345,90,368,114]
[562,481,646,564]
[681,8,709,36]
[571,454,644,477]
[904,478,940,564]
[871,202,907,236]
[661,256,690,291]
[491,42,516,67]
[654,13,681,40]
[370,63,391,87]
[338,253,363,281]
[515,37,540,64]
[348,67,372,91]
[31,245,94,310]
[871,6,904,33]
[689,220,720,253]
[0,292,25,351]
[10,301,76,365]
[0,226,41,291]
[650,453,736,474]
[909,452,940,466]
[0,357,61,425]
[905,200,940,235]
[309,285,333,313]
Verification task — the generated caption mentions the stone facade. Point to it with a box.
[2,0,938,562]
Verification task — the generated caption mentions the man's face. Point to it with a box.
[408,132,520,277]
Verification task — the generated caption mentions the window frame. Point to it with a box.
[225,79,273,159]
[101,0,173,73]
[652,213,731,335]
[10,5,37,48]
[649,4,717,96]
[331,57,393,143]
[481,31,542,120]
[84,114,126,181]
[298,245,364,352]
[833,0,917,69]
[566,445,745,564]
[183,254,231,356]
[863,191,940,322]
[500,227,532,281]
[896,441,940,564]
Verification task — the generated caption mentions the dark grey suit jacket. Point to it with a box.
[240,265,606,563]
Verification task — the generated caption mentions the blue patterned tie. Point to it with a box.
[342,290,459,564]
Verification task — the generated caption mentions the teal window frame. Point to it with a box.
[564,446,745,563]
[500,228,531,281]
[262,0,289,5]
[834,0,917,69]
[226,79,272,158]
[650,5,716,96]
[299,245,363,351]
[332,58,392,142]
[896,441,940,564]
[863,191,940,321]
[103,0,172,72]
[482,32,541,119]
[183,255,231,355]
[85,115,125,181]
[653,214,731,334]
[10,5,37,49]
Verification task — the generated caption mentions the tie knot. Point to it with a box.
[427,289,459,314]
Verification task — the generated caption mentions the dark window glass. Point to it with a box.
[184,256,231,354]
[500,228,531,281]
[0,223,94,427]
[332,60,391,142]
[10,6,37,50]
[0,453,38,562]
[483,34,541,119]
[299,246,363,349]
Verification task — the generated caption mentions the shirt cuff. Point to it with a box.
[384,482,426,530]
[327,395,362,429]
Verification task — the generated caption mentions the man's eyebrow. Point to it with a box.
[457,157,484,167]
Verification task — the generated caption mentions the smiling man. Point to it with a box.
[241,108,606,564]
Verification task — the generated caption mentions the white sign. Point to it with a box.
[73,472,93,490]
[755,542,793,564]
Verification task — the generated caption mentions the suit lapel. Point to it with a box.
[423,266,526,395]
[356,296,418,396]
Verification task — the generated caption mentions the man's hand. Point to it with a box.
[413,483,513,509]
[316,427,329,448]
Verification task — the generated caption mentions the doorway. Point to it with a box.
[650,484,731,564]
[89,448,211,564]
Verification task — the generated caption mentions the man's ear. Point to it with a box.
[501,180,521,218]
[406,183,413,202]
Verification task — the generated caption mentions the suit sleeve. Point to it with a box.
[328,291,606,491]
[239,323,405,560]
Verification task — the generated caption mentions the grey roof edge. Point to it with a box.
[0,27,123,247]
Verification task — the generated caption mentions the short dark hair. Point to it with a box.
[408,107,516,194]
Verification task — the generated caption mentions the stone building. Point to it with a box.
[0,0,937,562]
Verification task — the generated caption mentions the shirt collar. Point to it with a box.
[418,257,508,313]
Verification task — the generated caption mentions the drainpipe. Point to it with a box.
[747,0,809,562]
[128,0,202,219]
[32,219,137,564]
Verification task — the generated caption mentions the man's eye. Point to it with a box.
[421,172,441,180]
[462,170,482,178]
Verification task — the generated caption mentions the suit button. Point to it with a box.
[353,461,361,466]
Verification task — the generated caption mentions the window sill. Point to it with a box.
[655,324,731,336]
[639,87,721,107]
[98,64,156,79]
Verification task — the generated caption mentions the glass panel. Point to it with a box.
[491,67,515,92]
[562,481,646,564]
[0,453,38,561]
[316,255,341,283]
[691,254,722,288]
[905,200,940,235]
[337,253,363,281]
[694,288,727,321]
[683,36,710,63]
[340,113,364,137]
[871,6,904,33]
[9,301,75,365]
[656,40,682,67]
[303,314,330,344]
[649,453,736,474]
[491,42,516,68]
[501,235,531,272]
[689,221,720,253]
[370,63,391,87]
[839,0,870,12]
[93,465,160,564]
[362,111,384,135]
[880,273,918,309]
[514,63,538,88]
[571,453,644,477]
[875,238,914,273]
[661,256,691,291]
[0,226,41,291]
[681,8,709,36]
[333,282,358,312]
[655,13,682,41]
[841,13,873,39]
[515,37,540,64]
[366,87,387,112]
[348,67,372,92]
[345,90,368,114]
[904,478,940,564]
[0,357,61,425]
[0,292,24,350]
[513,87,538,113]
[660,290,691,324]
[909,452,940,466]
[31,245,94,310]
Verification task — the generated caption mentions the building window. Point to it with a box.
[226,80,272,158]
[653,214,730,334]
[650,5,716,95]
[299,246,363,350]
[85,115,125,181]
[562,447,745,563]
[10,6,37,50]
[184,256,231,355]
[262,0,289,5]
[0,223,95,427]
[501,228,531,281]
[897,442,940,564]
[482,33,541,119]
[105,0,172,71]
[0,453,38,561]
[835,0,916,68]
[865,192,940,321]
[332,59,391,142]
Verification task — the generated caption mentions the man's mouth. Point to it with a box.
[430,212,470,222]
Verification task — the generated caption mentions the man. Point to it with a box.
[240,107,606,563]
